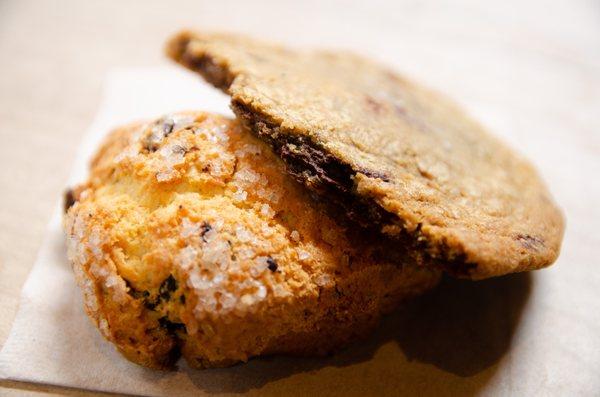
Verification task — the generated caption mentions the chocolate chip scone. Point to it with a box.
[166,31,565,280]
[64,111,440,369]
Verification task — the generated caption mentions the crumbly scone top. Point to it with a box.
[64,111,438,366]
[66,113,328,322]
[166,31,565,279]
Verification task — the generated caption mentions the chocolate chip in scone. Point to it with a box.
[129,289,150,300]
[144,298,159,310]
[200,222,212,242]
[144,118,176,152]
[266,257,278,272]
[159,275,178,301]
[180,50,235,91]
[162,118,175,135]
[64,188,76,213]
[125,279,150,300]
[158,316,186,333]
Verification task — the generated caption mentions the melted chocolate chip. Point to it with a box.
[180,49,235,91]
[266,257,278,272]
[232,100,397,230]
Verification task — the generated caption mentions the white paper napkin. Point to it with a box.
[1,66,598,397]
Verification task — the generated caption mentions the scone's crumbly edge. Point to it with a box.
[63,111,440,369]
[166,31,565,280]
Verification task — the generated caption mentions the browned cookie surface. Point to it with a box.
[166,31,564,279]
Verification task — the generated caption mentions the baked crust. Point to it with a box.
[166,31,565,279]
[64,112,440,368]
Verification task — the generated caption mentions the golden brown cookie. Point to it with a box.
[63,111,440,369]
[166,31,565,279]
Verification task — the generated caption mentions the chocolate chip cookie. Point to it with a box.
[166,31,565,279]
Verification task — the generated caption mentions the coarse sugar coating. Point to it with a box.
[63,111,440,369]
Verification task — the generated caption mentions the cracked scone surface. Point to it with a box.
[63,111,440,369]
[167,31,565,279]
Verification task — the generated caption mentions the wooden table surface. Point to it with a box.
[1,1,598,395]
